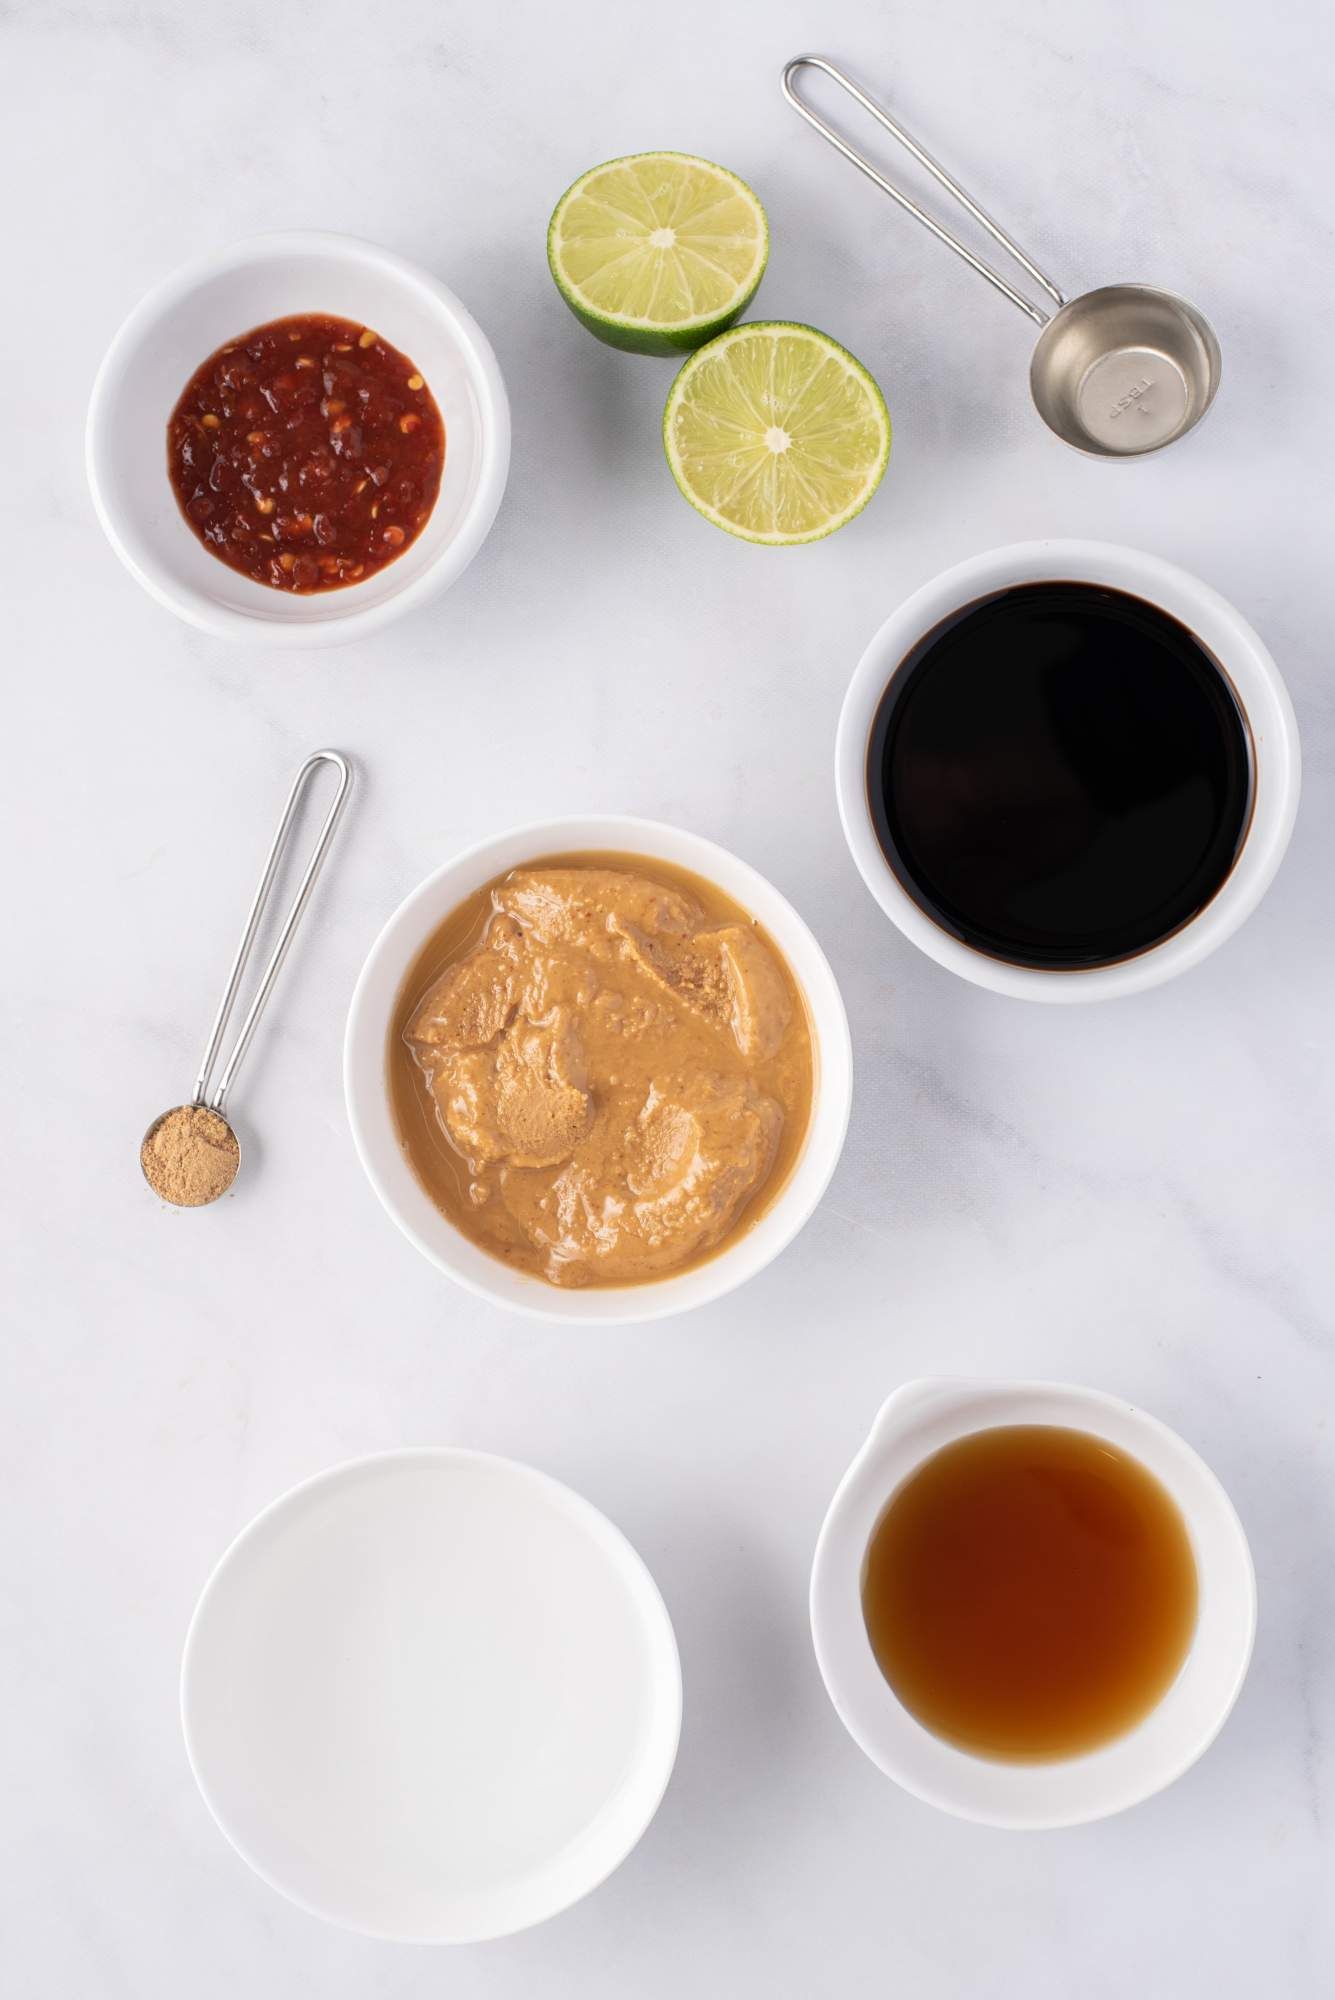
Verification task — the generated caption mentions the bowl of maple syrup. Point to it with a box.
[810,1378,1256,1827]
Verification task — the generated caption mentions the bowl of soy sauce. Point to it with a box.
[836,542,1300,1001]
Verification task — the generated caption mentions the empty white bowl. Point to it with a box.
[810,1378,1256,1827]
[836,541,1300,1001]
[181,1448,682,1941]
[86,231,510,646]
[344,814,853,1323]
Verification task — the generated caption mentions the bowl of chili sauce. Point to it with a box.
[87,232,510,646]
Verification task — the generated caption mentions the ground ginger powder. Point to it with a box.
[141,1105,240,1207]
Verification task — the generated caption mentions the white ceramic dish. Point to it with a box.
[87,231,510,646]
[181,1448,681,1942]
[836,541,1300,1001]
[810,1378,1256,1828]
[344,815,853,1324]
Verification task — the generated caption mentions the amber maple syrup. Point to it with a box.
[862,1425,1198,1762]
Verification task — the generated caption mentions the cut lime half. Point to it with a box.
[663,322,891,544]
[548,153,768,356]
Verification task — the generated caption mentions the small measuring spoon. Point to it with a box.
[783,56,1222,457]
[140,750,353,1207]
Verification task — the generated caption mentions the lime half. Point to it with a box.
[663,322,891,544]
[548,153,768,356]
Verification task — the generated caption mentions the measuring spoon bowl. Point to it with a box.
[140,1103,241,1208]
[1029,284,1222,457]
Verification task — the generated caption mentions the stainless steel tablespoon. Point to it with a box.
[783,55,1221,457]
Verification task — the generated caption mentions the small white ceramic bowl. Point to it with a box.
[836,541,1300,1001]
[811,1378,1256,1828]
[86,231,510,646]
[344,815,853,1324]
[181,1448,681,1941]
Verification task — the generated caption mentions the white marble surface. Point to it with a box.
[4,0,1334,1991]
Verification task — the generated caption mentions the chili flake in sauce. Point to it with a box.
[167,314,445,592]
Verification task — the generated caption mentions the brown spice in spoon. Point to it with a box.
[141,1105,240,1207]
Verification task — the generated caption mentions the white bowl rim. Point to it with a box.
[835,539,1301,1001]
[343,813,854,1324]
[179,1444,683,1942]
[810,1376,1257,1829]
[85,228,511,648]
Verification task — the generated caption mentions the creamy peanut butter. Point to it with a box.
[389,854,815,1287]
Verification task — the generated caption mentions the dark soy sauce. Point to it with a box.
[867,583,1254,969]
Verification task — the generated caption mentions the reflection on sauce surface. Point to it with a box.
[389,854,814,1288]
[862,1425,1198,1761]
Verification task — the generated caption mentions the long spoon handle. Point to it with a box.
[782,55,1065,328]
[193,750,353,1114]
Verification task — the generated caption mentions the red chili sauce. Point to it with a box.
[167,314,445,592]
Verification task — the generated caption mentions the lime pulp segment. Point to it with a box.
[664,323,891,544]
[548,153,769,354]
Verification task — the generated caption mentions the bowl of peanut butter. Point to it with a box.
[344,817,852,1321]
